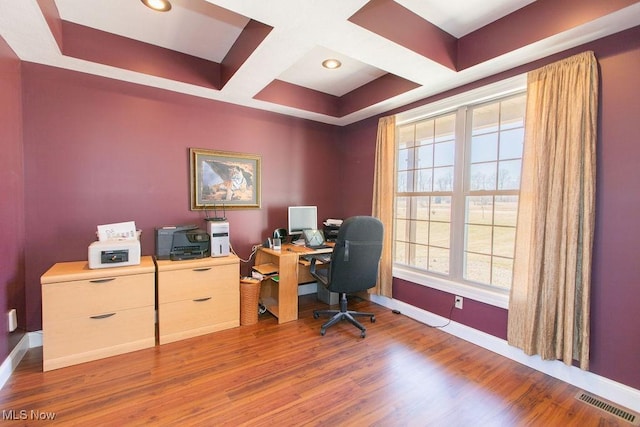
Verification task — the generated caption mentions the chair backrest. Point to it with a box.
[327,216,383,294]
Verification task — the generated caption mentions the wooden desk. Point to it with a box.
[255,243,331,323]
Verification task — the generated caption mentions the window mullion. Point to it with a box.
[449,106,468,281]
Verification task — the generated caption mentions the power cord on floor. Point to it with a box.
[425,301,456,329]
[391,299,456,329]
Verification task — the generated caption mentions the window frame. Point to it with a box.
[393,75,526,309]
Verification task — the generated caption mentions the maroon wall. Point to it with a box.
[342,26,640,390]
[338,116,379,219]
[6,21,640,394]
[589,27,640,388]
[0,38,26,360]
[21,65,344,331]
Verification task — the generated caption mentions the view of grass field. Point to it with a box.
[394,198,517,288]
[394,93,525,289]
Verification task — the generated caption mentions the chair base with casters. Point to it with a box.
[308,216,384,338]
[313,292,376,338]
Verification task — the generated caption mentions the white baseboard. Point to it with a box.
[0,331,42,390]
[28,330,43,348]
[371,294,640,414]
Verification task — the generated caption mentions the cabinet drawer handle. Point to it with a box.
[90,313,116,320]
[193,268,212,272]
[193,297,212,302]
[89,278,116,284]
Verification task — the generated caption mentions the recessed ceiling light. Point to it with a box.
[322,59,342,70]
[141,0,172,12]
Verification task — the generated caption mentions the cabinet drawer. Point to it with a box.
[158,292,239,344]
[158,263,237,304]
[42,273,154,321]
[43,306,155,371]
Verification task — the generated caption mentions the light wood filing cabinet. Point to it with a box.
[156,255,239,345]
[41,256,156,371]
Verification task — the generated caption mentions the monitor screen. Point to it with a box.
[288,206,318,234]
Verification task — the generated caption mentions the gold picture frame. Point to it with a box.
[189,148,261,210]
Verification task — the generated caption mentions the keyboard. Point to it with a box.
[317,254,331,263]
[304,254,331,263]
[306,244,331,250]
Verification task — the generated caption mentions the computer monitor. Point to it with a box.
[288,206,318,235]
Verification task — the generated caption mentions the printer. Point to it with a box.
[89,221,141,269]
[155,225,210,260]
[88,239,141,269]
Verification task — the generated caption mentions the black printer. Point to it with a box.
[155,225,210,260]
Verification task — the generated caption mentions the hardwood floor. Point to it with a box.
[0,295,628,426]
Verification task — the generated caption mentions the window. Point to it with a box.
[396,113,456,276]
[394,81,526,302]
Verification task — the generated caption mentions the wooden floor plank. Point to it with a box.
[0,295,628,426]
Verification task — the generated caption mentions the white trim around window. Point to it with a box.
[393,264,509,309]
[396,75,526,125]
[394,74,526,309]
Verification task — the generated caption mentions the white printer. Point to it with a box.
[88,221,141,269]
[88,239,141,269]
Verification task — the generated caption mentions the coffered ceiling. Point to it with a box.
[1,0,639,125]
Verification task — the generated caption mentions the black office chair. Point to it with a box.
[309,216,383,338]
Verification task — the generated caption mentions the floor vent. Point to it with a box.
[576,391,639,425]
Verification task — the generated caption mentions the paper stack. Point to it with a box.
[97,221,139,241]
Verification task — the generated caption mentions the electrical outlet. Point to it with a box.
[454,296,463,309]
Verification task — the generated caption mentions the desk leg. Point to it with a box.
[274,254,299,323]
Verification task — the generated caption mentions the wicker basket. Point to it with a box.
[240,277,262,325]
